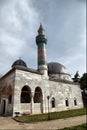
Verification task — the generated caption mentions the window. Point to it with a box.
[65,98,69,106]
[21,86,31,103]
[8,95,12,104]
[34,87,42,103]
[74,98,77,106]
[51,97,55,108]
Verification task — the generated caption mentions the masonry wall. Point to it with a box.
[0,71,15,115]
[49,80,83,112]
[13,69,49,116]
[13,69,83,116]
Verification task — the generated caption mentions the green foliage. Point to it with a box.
[73,71,80,82]
[13,108,86,123]
[80,73,87,90]
[79,73,87,107]
[60,123,86,130]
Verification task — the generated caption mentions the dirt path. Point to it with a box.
[0,115,86,130]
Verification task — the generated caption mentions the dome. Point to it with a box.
[12,59,27,68]
[47,62,72,81]
[48,62,68,74]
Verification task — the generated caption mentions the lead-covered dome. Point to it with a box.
[48,62,72,81]
[48,62,68,74]
[12,59,27,68]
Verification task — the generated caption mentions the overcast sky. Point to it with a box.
[0,0,86,77]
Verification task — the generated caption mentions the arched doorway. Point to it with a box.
[21,86,31,103]
[1,85,13,116]
[34,87,43,113]
[2,100,6,115]
[20,86,31,114]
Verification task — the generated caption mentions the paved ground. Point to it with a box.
[0,115,86,130]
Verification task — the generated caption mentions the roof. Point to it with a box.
[12,59,27,68]
[48,62,69,75]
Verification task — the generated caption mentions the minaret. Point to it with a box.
[36,24,48,76]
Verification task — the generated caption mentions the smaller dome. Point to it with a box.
[12,59,27,68]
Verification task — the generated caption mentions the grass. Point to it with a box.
[60,123,87,130]
[13,108,86,123]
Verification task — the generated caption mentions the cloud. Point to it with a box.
[0,0,39,74]
[0,0,86,77]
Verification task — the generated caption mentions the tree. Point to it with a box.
[73,71,80,82]
[80,73,87,90]
[80,73,87,107]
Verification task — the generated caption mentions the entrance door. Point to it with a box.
[2,100,6,115]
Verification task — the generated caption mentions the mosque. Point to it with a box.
[0,25,83,116]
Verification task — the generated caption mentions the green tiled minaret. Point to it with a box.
[36,24,48,75]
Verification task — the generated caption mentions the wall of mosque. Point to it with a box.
[13,69,83,116]
[0,68,83,116]
[0,71,15,115]
[13,69,49,116]
[49,80,83,112]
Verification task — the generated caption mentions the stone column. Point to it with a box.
[31,91,34,114]
[42,91,46,113]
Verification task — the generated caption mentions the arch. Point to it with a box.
[21,86,31,103]
[74,97,77,106]
[65,98,69,107]
[34,87,43,103]
[51,97,55,108]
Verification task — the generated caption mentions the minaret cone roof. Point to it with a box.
[38,24,45,35]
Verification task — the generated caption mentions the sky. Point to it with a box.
[0,0,86,77]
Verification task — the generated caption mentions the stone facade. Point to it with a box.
[0,68,83,116]
[0,70,15,116]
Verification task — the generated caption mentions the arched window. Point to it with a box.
[8,95,12,104]
[51,97,55,108]
[21,86,31,103]
[74,98,77,106]
[65,98,69,107]
[34,87,42,103]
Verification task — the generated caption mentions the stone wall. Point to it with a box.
[13,69,83,116]
[49,80,83,112]
[0,70,15,115]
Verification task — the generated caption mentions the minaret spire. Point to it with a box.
[38,23,45,35]
[36,24,48,76]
